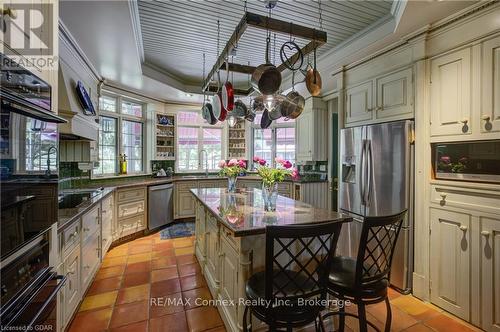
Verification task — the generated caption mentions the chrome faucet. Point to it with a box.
[199,149,208,177]
[45,146,58,178]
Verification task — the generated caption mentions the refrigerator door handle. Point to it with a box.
[365,140,373,206]
[359,140,366,205]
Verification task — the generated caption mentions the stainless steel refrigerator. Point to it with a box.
[338,120,414,293]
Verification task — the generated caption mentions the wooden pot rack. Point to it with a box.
[203,11,327,96]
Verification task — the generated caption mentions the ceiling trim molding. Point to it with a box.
[390,0,408,31]
[129,0,145,63]
[59,20,101,82]
[141,62,191,92]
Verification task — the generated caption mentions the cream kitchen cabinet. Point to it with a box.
[375,67,413,120]
[479,216,500,332]
[218,229,240,331]
[345,81,373,125]
[61,244,81,326]
[115,187,147,239]
[101,194,114,255]
[295,97,328,163]
[430,208,471,320]
[430,47,472,138]
[174,181,197,219]
[204,213,220,294]
[481,35,500,134]
[344,67,414,127]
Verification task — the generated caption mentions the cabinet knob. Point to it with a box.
[482,115,491,121]
[459,225,468,232]
[439,193,447,200]
[83,227,90,232]
[84,265,90,269]
[460,118,468,124]
[68,269,75,275]
[481,230,490,237]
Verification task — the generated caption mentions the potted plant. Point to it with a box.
[218,159,247,192]
[253,156,299,211]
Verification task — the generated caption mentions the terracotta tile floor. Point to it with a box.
[68,231,481,332]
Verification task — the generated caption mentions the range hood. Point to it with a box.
[58,61,99,141]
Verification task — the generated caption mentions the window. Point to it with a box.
[95,116,117,175]
[252,114,295,168]
[24,119,57,172]
[177,111,223,172]
[94,93,145,176]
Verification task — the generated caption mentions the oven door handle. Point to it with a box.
[27,275,67,329]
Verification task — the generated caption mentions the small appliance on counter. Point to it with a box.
[432,140,500,183]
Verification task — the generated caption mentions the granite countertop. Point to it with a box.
[190,187,351,237]
[58,187,115,231]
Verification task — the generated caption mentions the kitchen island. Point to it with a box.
[190,187,351,332]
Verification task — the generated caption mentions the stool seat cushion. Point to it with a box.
[328,256,388,299]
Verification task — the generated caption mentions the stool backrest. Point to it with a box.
[355,210,407,287]
[265,220,344,303]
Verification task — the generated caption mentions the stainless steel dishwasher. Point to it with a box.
[148,183,173,230]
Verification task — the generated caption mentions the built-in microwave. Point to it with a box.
[432,140,500,184]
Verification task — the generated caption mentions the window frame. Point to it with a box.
[251,117,295,169]
[93,92,146,178]
[176,110,225,173]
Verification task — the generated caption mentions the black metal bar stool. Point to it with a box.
[322,210,407,332]
[242,220,345,332]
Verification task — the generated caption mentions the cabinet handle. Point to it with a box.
[439,193,446,200]
[68,269,75,275]
[459,225,468,232]
[69,231,78,239]
[83,227,90,232]
[481,115,491,121]
[460,118,468,124]
[481,230,490,237]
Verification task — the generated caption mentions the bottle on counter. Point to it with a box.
[119,154,128,174]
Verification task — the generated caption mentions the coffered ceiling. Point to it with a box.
[136,0,393,89]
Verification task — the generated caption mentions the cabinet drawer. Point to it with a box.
[431,185,500,215]
[117,214,145,238]
[118,200,145,218]
[176,181,198,192]
[81,231,100,288]
[61,221,80,257]
[117,188,146,202]
[81,206,100,244]
[278,182,292,198]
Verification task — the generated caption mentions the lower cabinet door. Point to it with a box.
[205,216,219,291]
[480,216,500,332]
[219,236,239,331]
[430,208,471,320]
[81,232,100,289]
[63,245,81,325]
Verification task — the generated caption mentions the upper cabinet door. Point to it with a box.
[430,48,472,138]
[345,81,373,125]
[481,35,500,133]
[375,68,413,120]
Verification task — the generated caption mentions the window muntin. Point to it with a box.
[122,120,143,173]
[24,119,57,172]
[121,100,143,117]
[99,95,117,112]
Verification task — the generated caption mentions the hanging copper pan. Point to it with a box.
[305,47,322,96]
[251,37,281,95]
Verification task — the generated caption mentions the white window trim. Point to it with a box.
[176,111,225,173]
[250,119,295,169]
[92,93,147,178]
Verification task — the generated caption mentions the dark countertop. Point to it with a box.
[190,187,351,237]
[58,187,115,232]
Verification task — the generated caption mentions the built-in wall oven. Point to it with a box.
[433,140,500,184]
[1,54,67,329]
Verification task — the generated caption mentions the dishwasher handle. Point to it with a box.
[148,183,173,191]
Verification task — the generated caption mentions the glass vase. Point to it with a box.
[227,176,237,193]
[262,182,278,212]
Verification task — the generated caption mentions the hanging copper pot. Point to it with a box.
[251,37,281,95]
